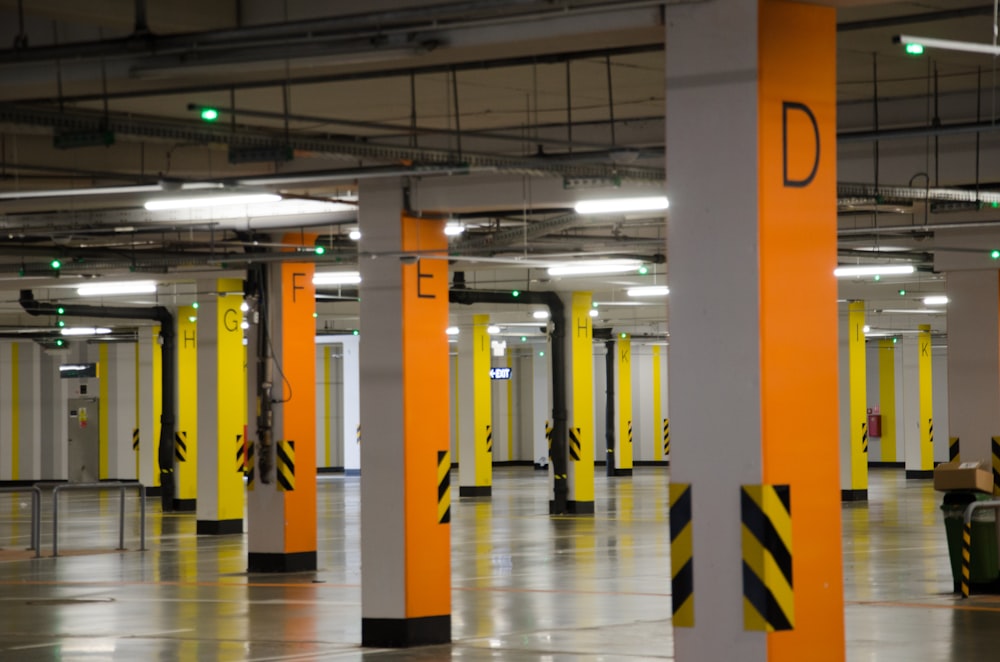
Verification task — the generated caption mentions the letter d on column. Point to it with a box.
[782,101,820,188]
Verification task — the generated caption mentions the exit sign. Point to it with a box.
[489,367,512,381]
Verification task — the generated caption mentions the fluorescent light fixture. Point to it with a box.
[877,308,946,315]
[349,230,362,241]
[833,265,915,278]
[444,222,465,236]
[589,309,598,318]
[547,259,642,277]
[895,34,1000,57]
[77,280,157,297]
[61,327,112,336]
[863,325,871,333]
[313,271,361,286]
[923,295,948,305]
[627,285,670,297]
[446,326,460,336]
[144,193,280,211]
[532,310,550,320]
[575,196,669,215]
[487,325,501,335]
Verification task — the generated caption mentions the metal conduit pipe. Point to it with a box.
[449,285,569,514]
[18,290,177,511]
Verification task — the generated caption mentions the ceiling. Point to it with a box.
[0,0,998,345]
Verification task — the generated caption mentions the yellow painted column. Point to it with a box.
[844,301,868,500]
[615,334,633,475]
[458,314,492,497]
[175,305,198,511]
[565,291,594,513]
[196,279,246,534]
[878,339,897,463]
[918,325,935,474]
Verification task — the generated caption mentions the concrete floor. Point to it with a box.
[0,467,995,660]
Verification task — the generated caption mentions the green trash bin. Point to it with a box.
[942,491,1000,593]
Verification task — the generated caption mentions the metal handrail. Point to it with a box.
[960,499,1000,597]
[51,482,146,557]
[0,486,41,557]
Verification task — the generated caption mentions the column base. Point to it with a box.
[172,498,196,512]
[869,461,904,469]
[361,615,451,648]
[549,500,595,515]
[247,551,317,573]
[612,468,633,477]
[533,463,548,471]
[905,470,934,480]
[345,469,361,476]
[317,467,345,474]
[144,486,162,498]
[841,489,868,502]
[196,519,243,535]
[459,486,491,498]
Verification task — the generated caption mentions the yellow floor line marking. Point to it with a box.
[847,599,1000,613]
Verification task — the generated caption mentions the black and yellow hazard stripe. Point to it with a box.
[993,437,1000,495]
[277,440,296,492]
[628,420,633,446]
[663,418,670,457]
[485,424,493,455]
[356,423,361,445]
[569,427,582,461]
[669,483,693,627]
[741,484,794,632]
[950,437,960,462]
[437,450,451,524]
[236,434,245,473]
[132,428,140,451]
[246,442,256,490]
[545,421,553,462]
[175,431,188,462]
[928,418,934,449]
[962,520,972,598]
[861,421,868,454]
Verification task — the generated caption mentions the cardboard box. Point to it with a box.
[934,461,994,494]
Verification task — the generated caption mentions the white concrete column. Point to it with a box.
[667,1,843,659]
[932,346,950,463]
[359,178,451,646]
[458,314,492,497]
[901,326,934,478]
[945,270,1000,466]
[530,347,550,469]
[136,326,161,489]
[39,349,69,480]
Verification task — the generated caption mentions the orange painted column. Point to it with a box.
[667,1,843,660]
[359,178,451,647]
[246,234,317,572]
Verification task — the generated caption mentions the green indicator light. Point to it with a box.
[521,336,527,342]
[200,107,220,122]
[50,259,62,270]
[898,289,906,296]
[56,306,65,315]
[192,302,199,309]
[538,351,545,357]
[620,332,627,339]
[55,338,64,347]
[873,274,881,281]
[592,302,598,308]
[638,265,649,275]
[315,245,326,255]
[992,202,1000,209]
[892,337,898,344]
[312,312,318,318]
[352,329,360,336]
[512,290,520,298]
[188,316,197,323]
[904,43,924,56]
[57,320,65,327]
[991,250,1000,260]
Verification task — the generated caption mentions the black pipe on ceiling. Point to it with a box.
[18,290,177,511]
[448,282,569,514]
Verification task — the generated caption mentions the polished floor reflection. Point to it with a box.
[0,468,995,659]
